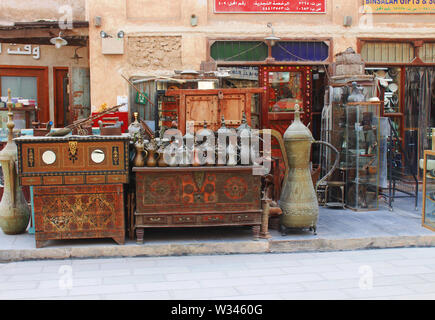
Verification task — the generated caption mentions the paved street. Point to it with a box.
[0,247,435,300]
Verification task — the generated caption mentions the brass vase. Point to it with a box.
[0,89,30,235]
[279,105,338,235]
[0,155,30,234]
[279,105,318,234]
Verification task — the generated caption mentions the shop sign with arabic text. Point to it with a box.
[363,0,435,13]
[214,0,326,13]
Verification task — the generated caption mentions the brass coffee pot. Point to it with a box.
[279,105,338,235]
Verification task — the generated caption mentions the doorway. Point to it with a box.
[54,67,69,127]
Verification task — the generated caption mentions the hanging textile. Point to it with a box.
[404,67,435,176]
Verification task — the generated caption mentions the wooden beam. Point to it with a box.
[0,36,88,46]
[0,21,89,30]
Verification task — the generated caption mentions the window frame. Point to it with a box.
[207,38,333,66]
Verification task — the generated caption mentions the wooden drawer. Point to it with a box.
[43,176,63,185]
[64,175,84,185]
[172,215,196,224]
[136,215,168,225]
[86,175,106,184]
[107,175,126,184]
[232,213,257,223]
[21,176,41,186]
[201,214,226,224]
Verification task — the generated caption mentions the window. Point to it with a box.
[210,41,268,62]
[268,71,303,112]
[272,41,329,62]
[1,76,37,101]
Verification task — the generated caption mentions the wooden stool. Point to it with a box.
[325,181,345,208]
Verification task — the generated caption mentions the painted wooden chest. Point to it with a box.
[15,134,130,247]
[133,166,262,243]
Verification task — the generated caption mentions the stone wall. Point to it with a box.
[127,36,182,71]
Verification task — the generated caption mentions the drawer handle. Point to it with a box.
[178,217,192,222]
[149,217,162,222]
[237,215,250,220]
[207,216,221,222]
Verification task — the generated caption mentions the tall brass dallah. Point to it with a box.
[279,105,338,235]
[0,89,30,234]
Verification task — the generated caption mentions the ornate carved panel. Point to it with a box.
[33,184,125,247]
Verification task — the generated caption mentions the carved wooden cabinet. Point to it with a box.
[133,166,262,243]
[165,88,263,134]
[15,134,130,247]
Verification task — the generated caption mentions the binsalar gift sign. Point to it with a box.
[363,0,435,13]
[214,0,326,13]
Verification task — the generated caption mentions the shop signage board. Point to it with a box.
[214,0,326,13]
[4,44,40,59]
[363,0,435,13]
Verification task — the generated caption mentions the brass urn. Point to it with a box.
[0,89,30,235]
[279,105,319,234]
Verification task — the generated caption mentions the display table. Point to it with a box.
[133,166,262,243]
[15,134,130,248]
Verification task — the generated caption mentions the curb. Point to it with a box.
[1,235,435,262]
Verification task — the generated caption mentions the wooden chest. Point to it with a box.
[15,135,130,186]
[15,135,130,247]
[133,166,262,243]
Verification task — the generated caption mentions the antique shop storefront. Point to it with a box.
[0,21,90,133]
[1,0,435,247]
[358,38,435,180]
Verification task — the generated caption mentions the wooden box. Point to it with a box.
[133,166,262,243]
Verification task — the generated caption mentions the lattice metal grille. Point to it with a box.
[210,41,268,62]
[419,43,435,63]
[361,42,415,63]
[272,41,329,62]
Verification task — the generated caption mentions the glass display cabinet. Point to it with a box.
[423,150,435,231]
[336,101,381,210]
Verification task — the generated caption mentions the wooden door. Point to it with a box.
[260,66,312,136]
[54,67,69,127]
[219,93,251,128]
[0,66,49,123]
[259,66,313,195]
[186,95,218,131]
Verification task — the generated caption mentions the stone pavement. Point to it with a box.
[0,193,434,262]
[1,247,435,300]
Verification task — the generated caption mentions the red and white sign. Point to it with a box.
[214,0,326,13]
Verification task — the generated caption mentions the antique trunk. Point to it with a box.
[133,166,262,243]
[14,134,130,247]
